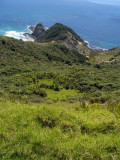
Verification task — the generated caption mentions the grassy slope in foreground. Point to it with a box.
[0,101,120,160]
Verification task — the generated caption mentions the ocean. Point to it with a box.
[0,0,120,49]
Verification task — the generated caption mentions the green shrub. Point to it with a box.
[38,89,47,97]
[54,85,60,91]
[94,64,101,69]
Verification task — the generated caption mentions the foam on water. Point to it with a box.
[84,40,108,51]
[5,31,34,42]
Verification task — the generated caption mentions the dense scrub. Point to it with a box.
[0,36,86,76]
[1,36,120,103]
[40,23,84,42]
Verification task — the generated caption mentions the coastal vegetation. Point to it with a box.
[1,34,120,104]
[1,23,120,159]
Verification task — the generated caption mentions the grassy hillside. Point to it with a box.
[92,47,120,64]
[1,23,120,160]
[0,101,120,160]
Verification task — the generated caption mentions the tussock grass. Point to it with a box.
[0,101,120,159]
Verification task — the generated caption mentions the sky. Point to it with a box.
[88,0,120,5]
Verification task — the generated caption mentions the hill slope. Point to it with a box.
[0,35,88,102]
[92,47,120,64]
[0,36,86,75]
[0,101,120,160]
[1,22,120,160]
[30,23,92,55]
[1,23,120,103]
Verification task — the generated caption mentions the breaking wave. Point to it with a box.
[5,31,34,41]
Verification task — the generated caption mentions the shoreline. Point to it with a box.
[27,25,108,51]
[84,40,108,51]
[3,25,109,51]
[4,29,34,42]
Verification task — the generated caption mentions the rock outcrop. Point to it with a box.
[32,23,46,41]
[28,23,92,55]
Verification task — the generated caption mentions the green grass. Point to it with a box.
[38,79,53,85]
[0,101,120,160]
[46,89,79,100]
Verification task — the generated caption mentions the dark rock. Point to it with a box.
[32,23,45,41]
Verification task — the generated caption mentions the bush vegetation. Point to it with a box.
[42,23,84,43]
[1,36,120,103]
[1,33,120,159]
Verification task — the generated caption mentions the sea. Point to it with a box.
[0,0,120,50]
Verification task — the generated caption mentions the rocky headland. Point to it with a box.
[25,23,92,56]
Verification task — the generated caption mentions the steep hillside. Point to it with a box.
[30,23,92,56]
[1,23,120,104]
[0,35,88,102]
[0,36,86,75]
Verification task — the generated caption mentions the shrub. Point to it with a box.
[33,88,47,97]
[54,85,60,91]
[94,64,101,69]
[38,89,47,97]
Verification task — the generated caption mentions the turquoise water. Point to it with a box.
[0,0,120,49]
